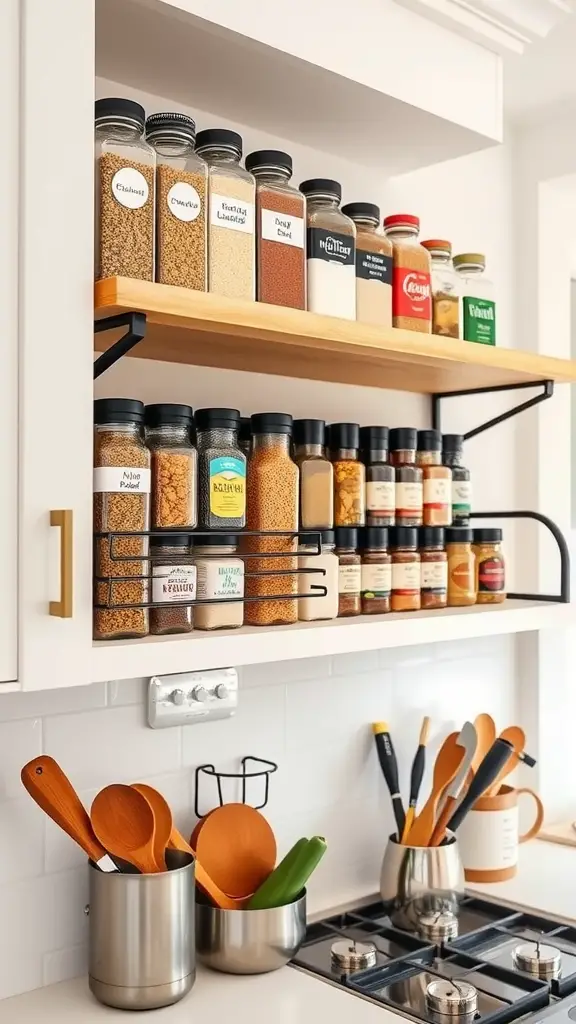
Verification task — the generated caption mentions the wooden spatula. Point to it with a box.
[91,784,161,874]
[404,733,466,847]
[471,713,496,771]
[429,721,477,846]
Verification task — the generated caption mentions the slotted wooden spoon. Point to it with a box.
[91,784,161,874]
[195,803,277,899]
[404,733,466,847]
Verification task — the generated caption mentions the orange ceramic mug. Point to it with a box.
[457,784,544,882]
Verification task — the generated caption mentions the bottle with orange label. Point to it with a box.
[474,529,506,604]
[446,528,476,607]
[389,428,423,527]
[417,430,452,527]
[383,213,431,334]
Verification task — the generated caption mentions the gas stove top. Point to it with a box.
[292,895,576,1024]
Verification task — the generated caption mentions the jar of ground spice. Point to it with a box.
[361,527,392,614]
[195,408,246,531]
[93,399,150,640]
[421,240,459,338]
[145,112,207,291]
[195,129,255,300]
[300,179,356,320]
[335,527,361,617]
[95,98,155,282]
[442,434,472,527]
[244,413,299,626]
[298,530,339,621]
[419,526,447,610]
[417,430,452,527]
[360,425,395,527]
[245,150,305,310]
[446,527,476,607]
[390,527,421,612]
[293,419,333,530]
[150,534,195,636]
[473,528,506,604]
[383,214,431,333]
[341,203,392,327]
[330,423,366,527]
[194,535,244,630]
[389,428,423,527]
[145,403,197,529]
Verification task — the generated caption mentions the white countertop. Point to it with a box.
[3,838,574,1023]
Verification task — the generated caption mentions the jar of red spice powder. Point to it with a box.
[245,150,306,309]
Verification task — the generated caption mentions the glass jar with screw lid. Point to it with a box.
[453,253,496,346]
[421,239,459,339]
[195,408,246,531]
[194,535,244,630]
[150,534,196,635]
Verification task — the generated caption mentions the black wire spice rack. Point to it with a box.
[194,756,278,818]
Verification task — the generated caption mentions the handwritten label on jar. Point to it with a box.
[423,478,451,509]
[366,480,395,514]
[452,480,472,516]
[421,561,448,592]
[356,249,393,284]
[339,564,361,594]
[395,482,423,514]
[393,267,431,321]
[111,167,149,209]
[261,210,304,248]
[210,193,254,234]
[478,557,505,593]
[94,467,151,494]
[196,560,244,599]
[392,561,420,594]
[209,457,246,520]
[152,564,197,604]
[167,181,201,222]
[361,563,392,597]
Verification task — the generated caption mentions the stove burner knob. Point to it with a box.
[418,911,459,943]
[512,942,562,980]
[426,979,478,1017]
[330,939,377,972]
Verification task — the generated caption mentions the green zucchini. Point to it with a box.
[247,836,327,910]
[281,835,327,906]
[247,838,309,911]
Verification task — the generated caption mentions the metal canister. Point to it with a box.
[88,852,195,1010]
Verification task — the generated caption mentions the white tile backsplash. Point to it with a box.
[0,636,516,1002]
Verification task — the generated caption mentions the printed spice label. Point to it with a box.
[393,267,431,320]
[463,296,496,345]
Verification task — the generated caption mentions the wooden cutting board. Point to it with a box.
[538,822,576,847]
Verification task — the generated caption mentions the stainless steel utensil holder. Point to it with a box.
[380,833,464,931]
[88,852,195,1010]
[196,891,307,974]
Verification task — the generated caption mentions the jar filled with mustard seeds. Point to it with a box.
[330,423,366,527]
[473,528,506,604]
[145,404,197,529]
[195,408,246,531]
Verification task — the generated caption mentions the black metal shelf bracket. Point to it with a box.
[94,312,147,380]
[470,510,570,604]
[432,380,554,440]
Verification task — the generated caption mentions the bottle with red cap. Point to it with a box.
[383,214,431,334]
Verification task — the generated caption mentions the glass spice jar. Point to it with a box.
[93,398,150,641]
[389,428,423,527]
[293,419,333,530]
[419,527,447,610]
[335,527,361,617]
[245,150,306,309]
[195,408,246,531]
[390,527,421,612]
[145,112,207,291]
[361,527,392,614]
[330,423,366,527]
[453,253,496,346]
[383,214,431,333]
[446,527,476,607]
[341,202,392,327]
[300,178,356,320]
[421,240,459,339]
[298,530,339,621]
[473,528,506,604]
[145,403,197,529]
[360,425,395,527]
[194,535,244,630]
[95,98,156,282]
[442,434,472,527]
[150,534,195,635]
[238,417,252,459]
[244,413,299,626]
[417,429,452,527]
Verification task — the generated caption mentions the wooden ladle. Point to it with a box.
[195,803,277,899]
[131,782,174,871]
[91,784,162,874]
[405,733,466,847]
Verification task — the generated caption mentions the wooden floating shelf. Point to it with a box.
[94,278,576,394]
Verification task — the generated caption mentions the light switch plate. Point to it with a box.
[148,668,238,729]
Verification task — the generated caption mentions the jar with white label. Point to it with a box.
[245,150,305,309]
[419,527,447,610]
[298,531,339,621]
[389,428,423,527]
[145,112,207,291]
[300,179,356,320]
[417,430,452,528]
[361,527,392,614]
[195,408,246,530]
[195,129,256,300]
[391,527,421,612]
[95,98,156,282]
[360,426,395,527]
[194,536,245,630]
[150,535,196,635]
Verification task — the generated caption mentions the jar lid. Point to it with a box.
[417,429,442,452]
[361,526,389,549]
[293,419,326,446]
[302,529,335,546]
[335,527,359,548]
[250,412,293,435]
[95,97,145,130]
[193,533,238,547]
[442,433,464,452]
[239,417,252,442]
[360,425,389,450]
[94,398,144,424]
[383,213,420,232]
[389,427,417,451]
[391,526,418,548]
[421,239,452,255]
[329,423,360,450]
[299,178,342,202]
[144,403,193,427]
[453,252,486,269]
[245,150,293,175]
[195,408,241,431]
[419,526,445,548]
[195,128,243,158]
[145,111,196,144]
[341,202,380,225]
[151,533,191,549]
[446,527,473,544]
[473,528,502,543]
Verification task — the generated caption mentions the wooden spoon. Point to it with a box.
[485,726,526,796]
[131,782,173,871]
[405,733,466,847]
[91,784,161,874]
[189,809,215,849]
[472,713,496,772]
[195,803,277,899]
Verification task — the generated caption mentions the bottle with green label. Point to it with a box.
[453,253,496,346]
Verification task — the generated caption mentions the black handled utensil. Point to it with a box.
[373,722,405,840]
[401,716,431,843]
[446,737,514,835]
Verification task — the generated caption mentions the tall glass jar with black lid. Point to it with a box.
[300,179,356,320]
[245,150,305,310]
[442,434,472,526]
[145,404,197,529]
[360,426,395,527]
[293,419,333,529]
[335,527,361,617]
[145,112,207,291]
[341,203,393,327]
[95,98,156,282]
[195,408,246,530]
[389,428,423,527]
[150,534,195,636]
[330,423,366,527]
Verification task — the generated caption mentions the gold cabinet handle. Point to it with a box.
[49,510,73,618]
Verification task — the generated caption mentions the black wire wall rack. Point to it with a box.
[470,511,570,604]
[194,756,278,818]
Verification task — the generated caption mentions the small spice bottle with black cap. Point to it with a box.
[442,434,471,526]
[245,150,305,309]
[474,529,506,604]
[419,527,447,609]
[293,419,333,529]
[145,403,197,529]
[390,527,421,612]
[150,534,196,636]
[238,417,252,459]
[195,408,246,530]
[361,527,392,614]
[300,179,356,320]
[360,426,395,527]
[335,527,361,617]
[341,203,393,326]
[330,423,366,527]
[446,527,476,607]
[417,429,452,527]
[389,428,423,527]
